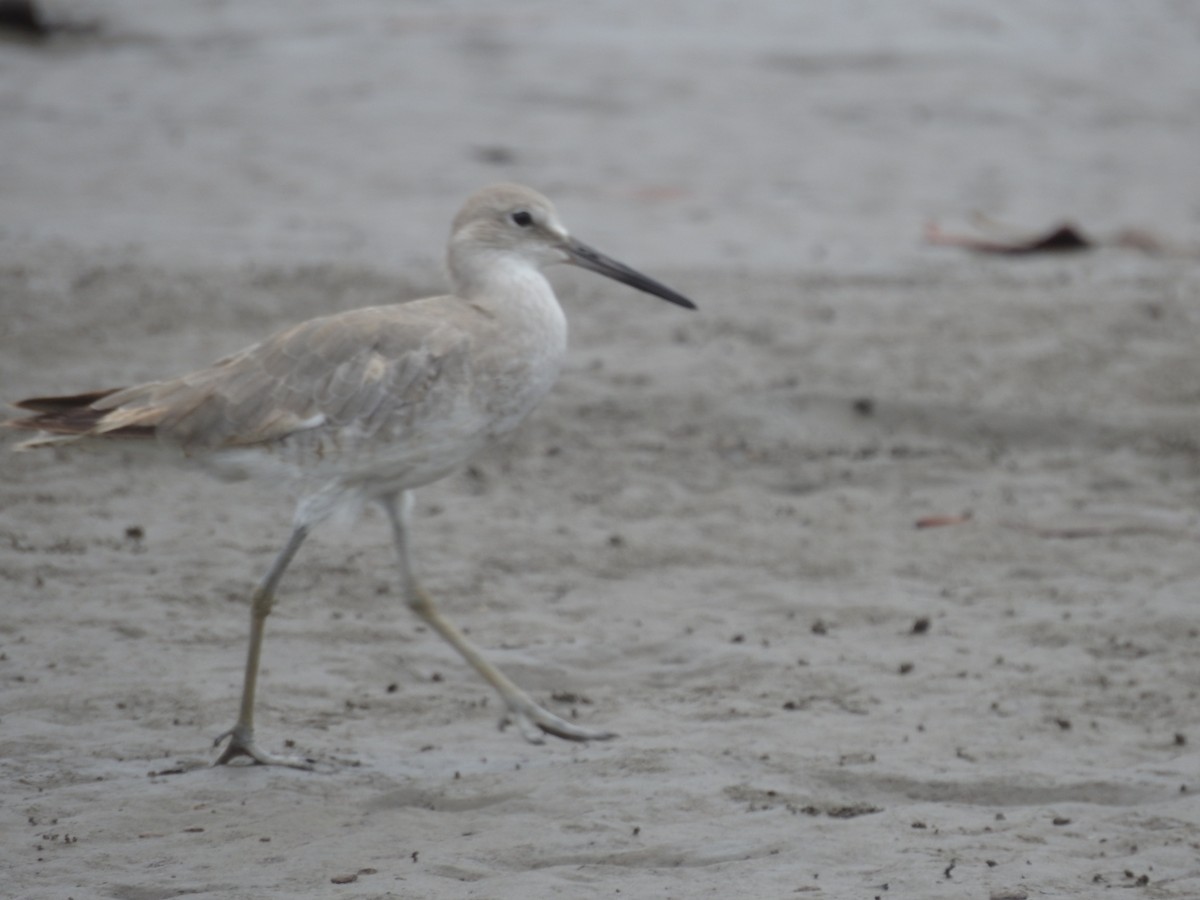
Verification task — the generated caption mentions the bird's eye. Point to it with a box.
[510,210,534,228]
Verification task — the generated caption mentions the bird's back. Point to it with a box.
[9,291,566,497]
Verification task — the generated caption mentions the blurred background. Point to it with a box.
[3,0,1198,276]
[4,6,1200,897]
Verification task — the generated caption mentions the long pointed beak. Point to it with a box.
[562,238,696,310]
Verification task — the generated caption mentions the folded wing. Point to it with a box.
[8,303,471,452]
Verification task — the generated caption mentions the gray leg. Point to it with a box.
[212,523,314,768]
[380,491,614,743]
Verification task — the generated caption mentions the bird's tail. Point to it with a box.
[5,388,154,449]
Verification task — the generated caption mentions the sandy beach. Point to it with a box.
[2,3,1199,897]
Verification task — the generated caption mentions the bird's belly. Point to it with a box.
[203,333,562,498]
[205,398,526,495]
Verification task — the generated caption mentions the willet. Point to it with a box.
[7,183,696,768]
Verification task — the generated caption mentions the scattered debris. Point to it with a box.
[838,751,876,766]
[926,216,1200,258]
[0,0,98,41]
[825,803,882,819]
[550,691,593,705]
[915,513,972,529]
[472,145,517,165]
[798,803,882,818]
[0,0,45,37]
[926,221,1091,255]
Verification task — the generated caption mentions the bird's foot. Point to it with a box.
[212,724,315,770]
[501,695,617,744]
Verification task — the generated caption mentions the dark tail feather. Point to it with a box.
[14,388,124,413]
[6,387,153,440]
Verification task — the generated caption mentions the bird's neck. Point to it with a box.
[451,251,566,332]
[449,252,569,422]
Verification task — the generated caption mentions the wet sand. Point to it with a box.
[3,3,1199,897]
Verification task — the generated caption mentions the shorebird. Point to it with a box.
[7,183,696,768]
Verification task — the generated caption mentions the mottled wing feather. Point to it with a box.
[88,303,473,450]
